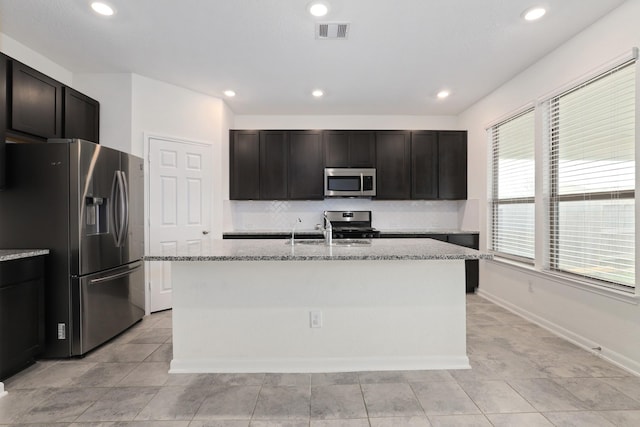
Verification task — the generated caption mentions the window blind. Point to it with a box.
[489,108,535,260]
[546,61,635,289]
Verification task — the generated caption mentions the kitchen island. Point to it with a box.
[146,238,491,373]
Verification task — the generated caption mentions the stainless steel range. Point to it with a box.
[323,210,380,239]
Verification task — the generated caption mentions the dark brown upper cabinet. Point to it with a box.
[0,54,7,190]
[63,87,100,143]
[375,131,411,199]
[9,60,63,139]
[230,130,260,200]
[323,130,375,167]
[259,131,288,200]
[438,131,467,200]
[411,131,439,199]
[230,129,467,201]
[229,130,290,200]
[288,130,323,200]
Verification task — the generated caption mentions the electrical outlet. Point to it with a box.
[310,310,323,328]
[57,323,66,339]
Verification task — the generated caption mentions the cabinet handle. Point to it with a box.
[202,230,210,235]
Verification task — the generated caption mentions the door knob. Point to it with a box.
[202,230,209,235]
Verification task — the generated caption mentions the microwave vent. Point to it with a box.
[316,23,350,40]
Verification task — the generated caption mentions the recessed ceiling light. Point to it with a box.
[308,2,329,17]
[523,7,546,21]
[312,89,324,97]
[437,90,450,99]
[223,90,236,97]
[91,2,115,16]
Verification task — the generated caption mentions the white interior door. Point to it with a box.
[148,136,212,312]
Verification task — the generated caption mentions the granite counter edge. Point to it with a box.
[145,254,493,262]
[0,249,50,262]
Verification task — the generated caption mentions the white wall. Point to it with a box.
[458,0,640,374]
[235,115,459,130]
[217,101,234,233]
[0,33,72,85]
[131,74,226,157]
[73,73,133,152]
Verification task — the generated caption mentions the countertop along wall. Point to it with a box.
[458,0,640,374]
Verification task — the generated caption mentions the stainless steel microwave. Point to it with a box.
[324,168,376,197]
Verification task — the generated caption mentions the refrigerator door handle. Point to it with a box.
[116,171,127,247]
[120,171,130,246]
[110,171,121,245]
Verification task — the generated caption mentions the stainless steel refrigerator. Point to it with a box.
[0,138,144,357]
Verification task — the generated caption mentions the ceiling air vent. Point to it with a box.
[316,23,350,40]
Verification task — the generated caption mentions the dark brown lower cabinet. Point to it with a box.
[448,234,479,293]
[0,256,45,381]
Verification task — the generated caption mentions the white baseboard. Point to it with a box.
[477,289,640,377]
[169,356,471,374]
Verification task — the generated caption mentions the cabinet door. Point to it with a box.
[411,131,438,199]
[259,131,288,200]
[289,130,323,199]
[0,257,45,381]
[10,60,63,139]
[229,130,260,200]
[0,54,6,190]
[63,87,100,143]
[323,131,349,167]
[375,131,410,199]
[324,130,376,167]
[438,131,467,200]
[348,131,376,167]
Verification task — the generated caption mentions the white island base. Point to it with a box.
[169,258,469,373]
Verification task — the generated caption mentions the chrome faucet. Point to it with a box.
[323,212,333,246]
[291,217,302,245]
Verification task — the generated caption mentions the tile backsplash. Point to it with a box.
[224,199,469,232]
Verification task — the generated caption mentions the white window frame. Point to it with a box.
[488,107,536,263]
[540,53,637,292]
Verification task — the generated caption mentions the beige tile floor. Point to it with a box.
[1,294,640,426]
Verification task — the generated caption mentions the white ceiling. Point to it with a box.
[0,0,628,115]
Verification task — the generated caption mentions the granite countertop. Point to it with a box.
[223,229,479,236]
[145,238,492,262]
[378,229,479,235]
[0,249,50,262]
[224,230,323,237]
